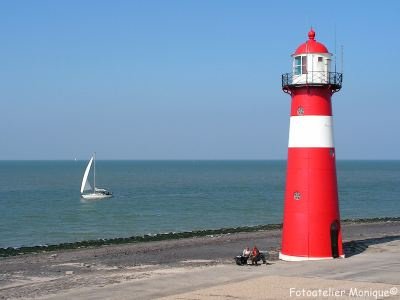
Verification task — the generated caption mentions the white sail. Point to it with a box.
[84,179,92,192]
[80,156,94,193]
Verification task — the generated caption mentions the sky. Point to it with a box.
[0,0,399,160]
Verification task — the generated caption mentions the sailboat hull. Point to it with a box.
[81,193,113,200]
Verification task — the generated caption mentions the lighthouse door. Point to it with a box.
[330,221,339,258]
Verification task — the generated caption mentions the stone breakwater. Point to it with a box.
[1,216,399,257]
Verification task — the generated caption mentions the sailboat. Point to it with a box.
[80,153,112,200]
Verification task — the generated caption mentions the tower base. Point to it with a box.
[279,252,345,261]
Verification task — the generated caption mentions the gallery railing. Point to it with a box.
[282,71,343,93]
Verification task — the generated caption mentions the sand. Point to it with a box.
[1,221,399,299]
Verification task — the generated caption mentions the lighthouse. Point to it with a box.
[279,29,344,261]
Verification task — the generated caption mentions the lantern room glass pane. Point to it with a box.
[302,56,307,74]
[294,56,301,75]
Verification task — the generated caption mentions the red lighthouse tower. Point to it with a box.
[280,29,344,261]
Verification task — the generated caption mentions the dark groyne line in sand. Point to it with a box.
[1,216,399,258]
[0,224,282,257]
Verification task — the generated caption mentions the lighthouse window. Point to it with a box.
[302,56,307,74]
[318,57,323,62]
[294,56,307,75]
[294,57,301,75]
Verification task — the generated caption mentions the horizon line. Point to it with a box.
[0,158,399,161]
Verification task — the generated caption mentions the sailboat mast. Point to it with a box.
[93,152,96,192]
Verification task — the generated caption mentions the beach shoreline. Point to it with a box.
[1,219,400,299]
[2,216,399,257]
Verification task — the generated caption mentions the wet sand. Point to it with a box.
[1,220,399,299]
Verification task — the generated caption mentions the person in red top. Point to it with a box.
[251,245,260,265]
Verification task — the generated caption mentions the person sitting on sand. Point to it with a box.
[240,247,251,264]
[251,245,260,265]
[250,245,267,265]
[243,247,251,258]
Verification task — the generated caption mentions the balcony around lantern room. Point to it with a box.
[282,71,343,94]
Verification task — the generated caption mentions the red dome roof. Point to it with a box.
[293,29,329,55]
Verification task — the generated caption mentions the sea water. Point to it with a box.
[0,160,399,248]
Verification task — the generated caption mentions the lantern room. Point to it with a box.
[282,29,343,93]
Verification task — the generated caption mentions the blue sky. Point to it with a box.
[0,0,399,160]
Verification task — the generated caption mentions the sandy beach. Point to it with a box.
[1,220,399,299]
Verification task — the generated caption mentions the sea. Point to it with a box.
[0,160,399,248]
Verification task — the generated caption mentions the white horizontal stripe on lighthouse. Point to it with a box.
[288,116,334,148]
